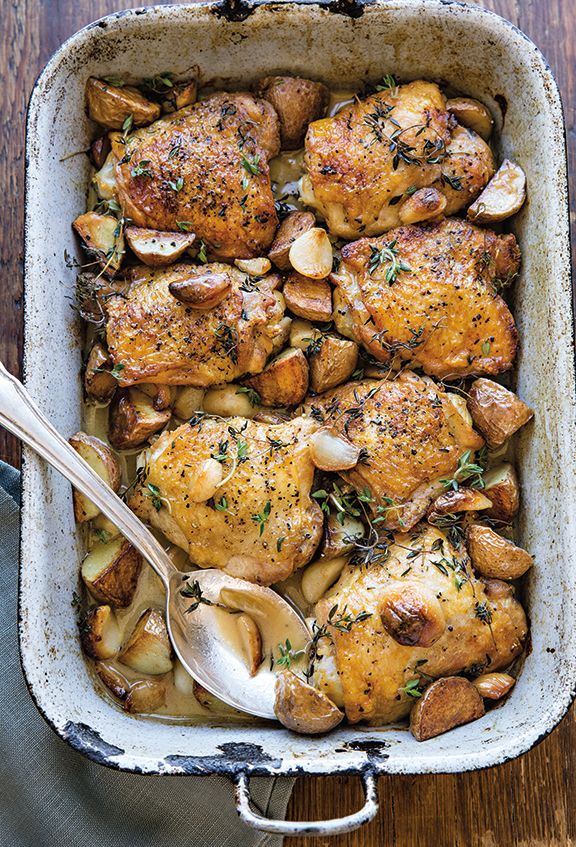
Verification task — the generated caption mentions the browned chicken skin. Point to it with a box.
[307,374,484,530]
[105,263,287,386]
[302,80,493,239]
[112,93,280,258]
[332,217,520,379]
[314,524,527,724]
[129,416,323,584]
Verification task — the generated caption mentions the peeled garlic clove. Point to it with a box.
[473,672,515,700]
[467,159,526,223]
[309,427,360,471]
[301,557,347,605]
[173,658,196,696]
[288,227,333,279]
[234,257,272,275]
[236,613,263,676]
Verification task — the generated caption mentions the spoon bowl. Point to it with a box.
[0,361,310,719]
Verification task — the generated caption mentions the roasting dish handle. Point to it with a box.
[234,769,379,835]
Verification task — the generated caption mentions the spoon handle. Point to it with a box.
[0,361,177,588]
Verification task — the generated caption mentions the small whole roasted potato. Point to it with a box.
[398,187,447,225]
[244,348,309,407]
[125,227,196,266]
[409,676,485,741]
[379,583,446,648]
[308,334,358,394]
[309,427,360,471]
[81,604,122,660]
[274,669,344,734]
[86,77,161,129]
[301,557,347,605]
[108,388,172,450]
[119,608,173,675]
[73,212,125,276]
[288,227,333,279]
[466,378,533,448]
[254,76,329,149]
[84,342,118,404]
[268,211,316,270]
[483,463,520,524]
[68,431,121,522]
[202,384,257,418]
[466,524,533,580]
[467,159,527,223]
[81,537,143,607]
[473,672,515,700]
[168,271,231,309]
[447,97,494,140]
[283,273,333,322]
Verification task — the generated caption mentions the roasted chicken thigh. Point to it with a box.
[302,80,493,239]
[314,524,527,724]
[112,92,280,258]
[332,217,519,379]
[307,374,484,530]
[129,416,323,584]
[105,263,287,386]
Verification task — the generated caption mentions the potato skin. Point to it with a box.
[467,378,533,448]
[283,273,333,322]
[82,539,143,607]
[86,77,161,129]
[254,76,329,149]
[309,335,358,394]
[410,676,485,741]
[268,211,316,270]
[245,348,309,407]
[483,463,520,524]
[274,669,344,734]
[108,388,171,449]
[84,342,117,404]
[466,524,533,580]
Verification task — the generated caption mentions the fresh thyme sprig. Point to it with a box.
[368,240,412,283]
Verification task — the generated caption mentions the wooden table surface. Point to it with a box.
[1,0,574,843]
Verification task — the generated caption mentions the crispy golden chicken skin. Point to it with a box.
[112,92,280,259]
[302,80,493,239]
[314,524,527,724]
[105,263,286,386]
[332,218,519,379]
[307,374,484,529]
[129,416,323,584]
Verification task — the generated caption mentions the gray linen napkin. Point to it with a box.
[0,461,294,847]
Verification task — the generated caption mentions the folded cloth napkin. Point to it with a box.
[0,461,294,847]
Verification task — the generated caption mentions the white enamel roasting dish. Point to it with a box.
[20,0,575,836]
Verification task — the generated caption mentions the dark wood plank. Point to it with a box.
[0,2,573,844]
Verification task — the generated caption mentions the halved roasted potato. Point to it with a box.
[244,348,309,407]
[137,383,175,411]
[108,388,171,450]
[309,427,360,471]
[308,335,358,394]
[254,76,329,149]
[124,679,167,713]
[73,212,125,276]
[168,271,231,309]
[95,662,130,701]
[301,557,347,605]
[86,77,161,129]
[92,512,121,543]
[427,487,492,524]
[92,151,117,200]
[467,159,526,222]
[89,134,112,169]
[173,385,205,420]
[268,211,316,270]
[466,524,533,580]
[289,228,333,279]
[466,378,533,448]
[320,512,365,559]
[289,318,322,352]
[84,342,118,404]
[160,79,198,114]
[203,384,258,418]
[483,463,520,524]
[81,537,143,607]
[81,604,122,660]
[125,227,196,266]
[274,669,344,734]
[119,608,173,675]
[283,274,333,322]
[446,97,494,140]
[399,187,447,225]
[409,676,485,741]
[68,432,121,523]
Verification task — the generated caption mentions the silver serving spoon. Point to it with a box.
[0,361,310,719]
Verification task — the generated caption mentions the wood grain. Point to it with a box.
[0,1,573,844]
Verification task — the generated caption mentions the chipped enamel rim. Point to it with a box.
[20,0,575,790]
